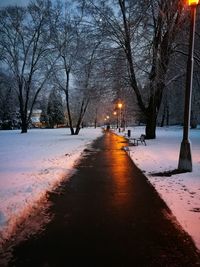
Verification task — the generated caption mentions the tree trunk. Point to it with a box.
[160,110,165,127]
[65,70,74,135]
[21,118,28,133]
[145,98,157,139]
[145,114,157,139]
[190,111,197,129]
[74,126,81,135]
[94,108,97,128]
[68,117,74,134]
[166,105,169,126]
[74,110,83,135]
[160,102,167,127]
[19,95,28,133]
[74,99,89,135]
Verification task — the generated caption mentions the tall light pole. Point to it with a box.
[118,102,123,129]
[178,0,199,172]
[113,111,118,128]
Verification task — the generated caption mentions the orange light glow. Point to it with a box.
[118,103,122,109]
[113,111,117,115]
[106,134,132,207]
[188,0,199,6]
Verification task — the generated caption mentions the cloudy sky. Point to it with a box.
[0,0,30,7]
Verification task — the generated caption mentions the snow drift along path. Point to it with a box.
[0,128,103,244]
[116,126,200,250]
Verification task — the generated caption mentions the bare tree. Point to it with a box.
[49,1,82,135]
[73,37,103,134]
[0,0,54,133]
[78,0,186,138]
[47,88,65,128]
[159,7,200,127]
[50,1,103,135]
[0,72,17,129]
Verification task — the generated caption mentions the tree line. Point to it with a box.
[0,0,199,138]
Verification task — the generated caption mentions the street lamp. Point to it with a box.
[113,111,118,128]
[188,0,199,5]
[118,103,122,109]
[178,0,199,171]
[105,115,110,130]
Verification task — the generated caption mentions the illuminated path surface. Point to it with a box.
[6,132,200,266]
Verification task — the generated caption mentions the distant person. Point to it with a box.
[106,124,110,131]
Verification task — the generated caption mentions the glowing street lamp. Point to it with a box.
[113,111,118,128]
[178,0,199,171]
[104,115,110,130]
[188,0,199,5]
[117,102,123,129]
[118,103,122,109]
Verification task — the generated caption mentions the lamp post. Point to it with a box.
[118,103,122,129]
[178,0,199,172]
[105,115,110,130]
[113,111,118,128]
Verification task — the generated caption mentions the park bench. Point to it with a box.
[130,134,146,146]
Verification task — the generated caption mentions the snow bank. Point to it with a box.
[0,128,103,244]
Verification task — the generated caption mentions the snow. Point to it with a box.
[0,126,200,252]
[115,126,200,250]
[0,128,103,244]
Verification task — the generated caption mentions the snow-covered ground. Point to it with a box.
[0,128,103,244]
[115,126,200,250]
[0,126,200,252]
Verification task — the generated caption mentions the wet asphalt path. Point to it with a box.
[4,132,200,266]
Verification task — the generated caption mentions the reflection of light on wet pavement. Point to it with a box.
[103,133,134,211]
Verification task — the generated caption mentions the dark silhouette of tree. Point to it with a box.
[0,1,55,133]
[79,0,186,138]
[50,0,103,135]
[0,72,17,129]
[47,89,65,128]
